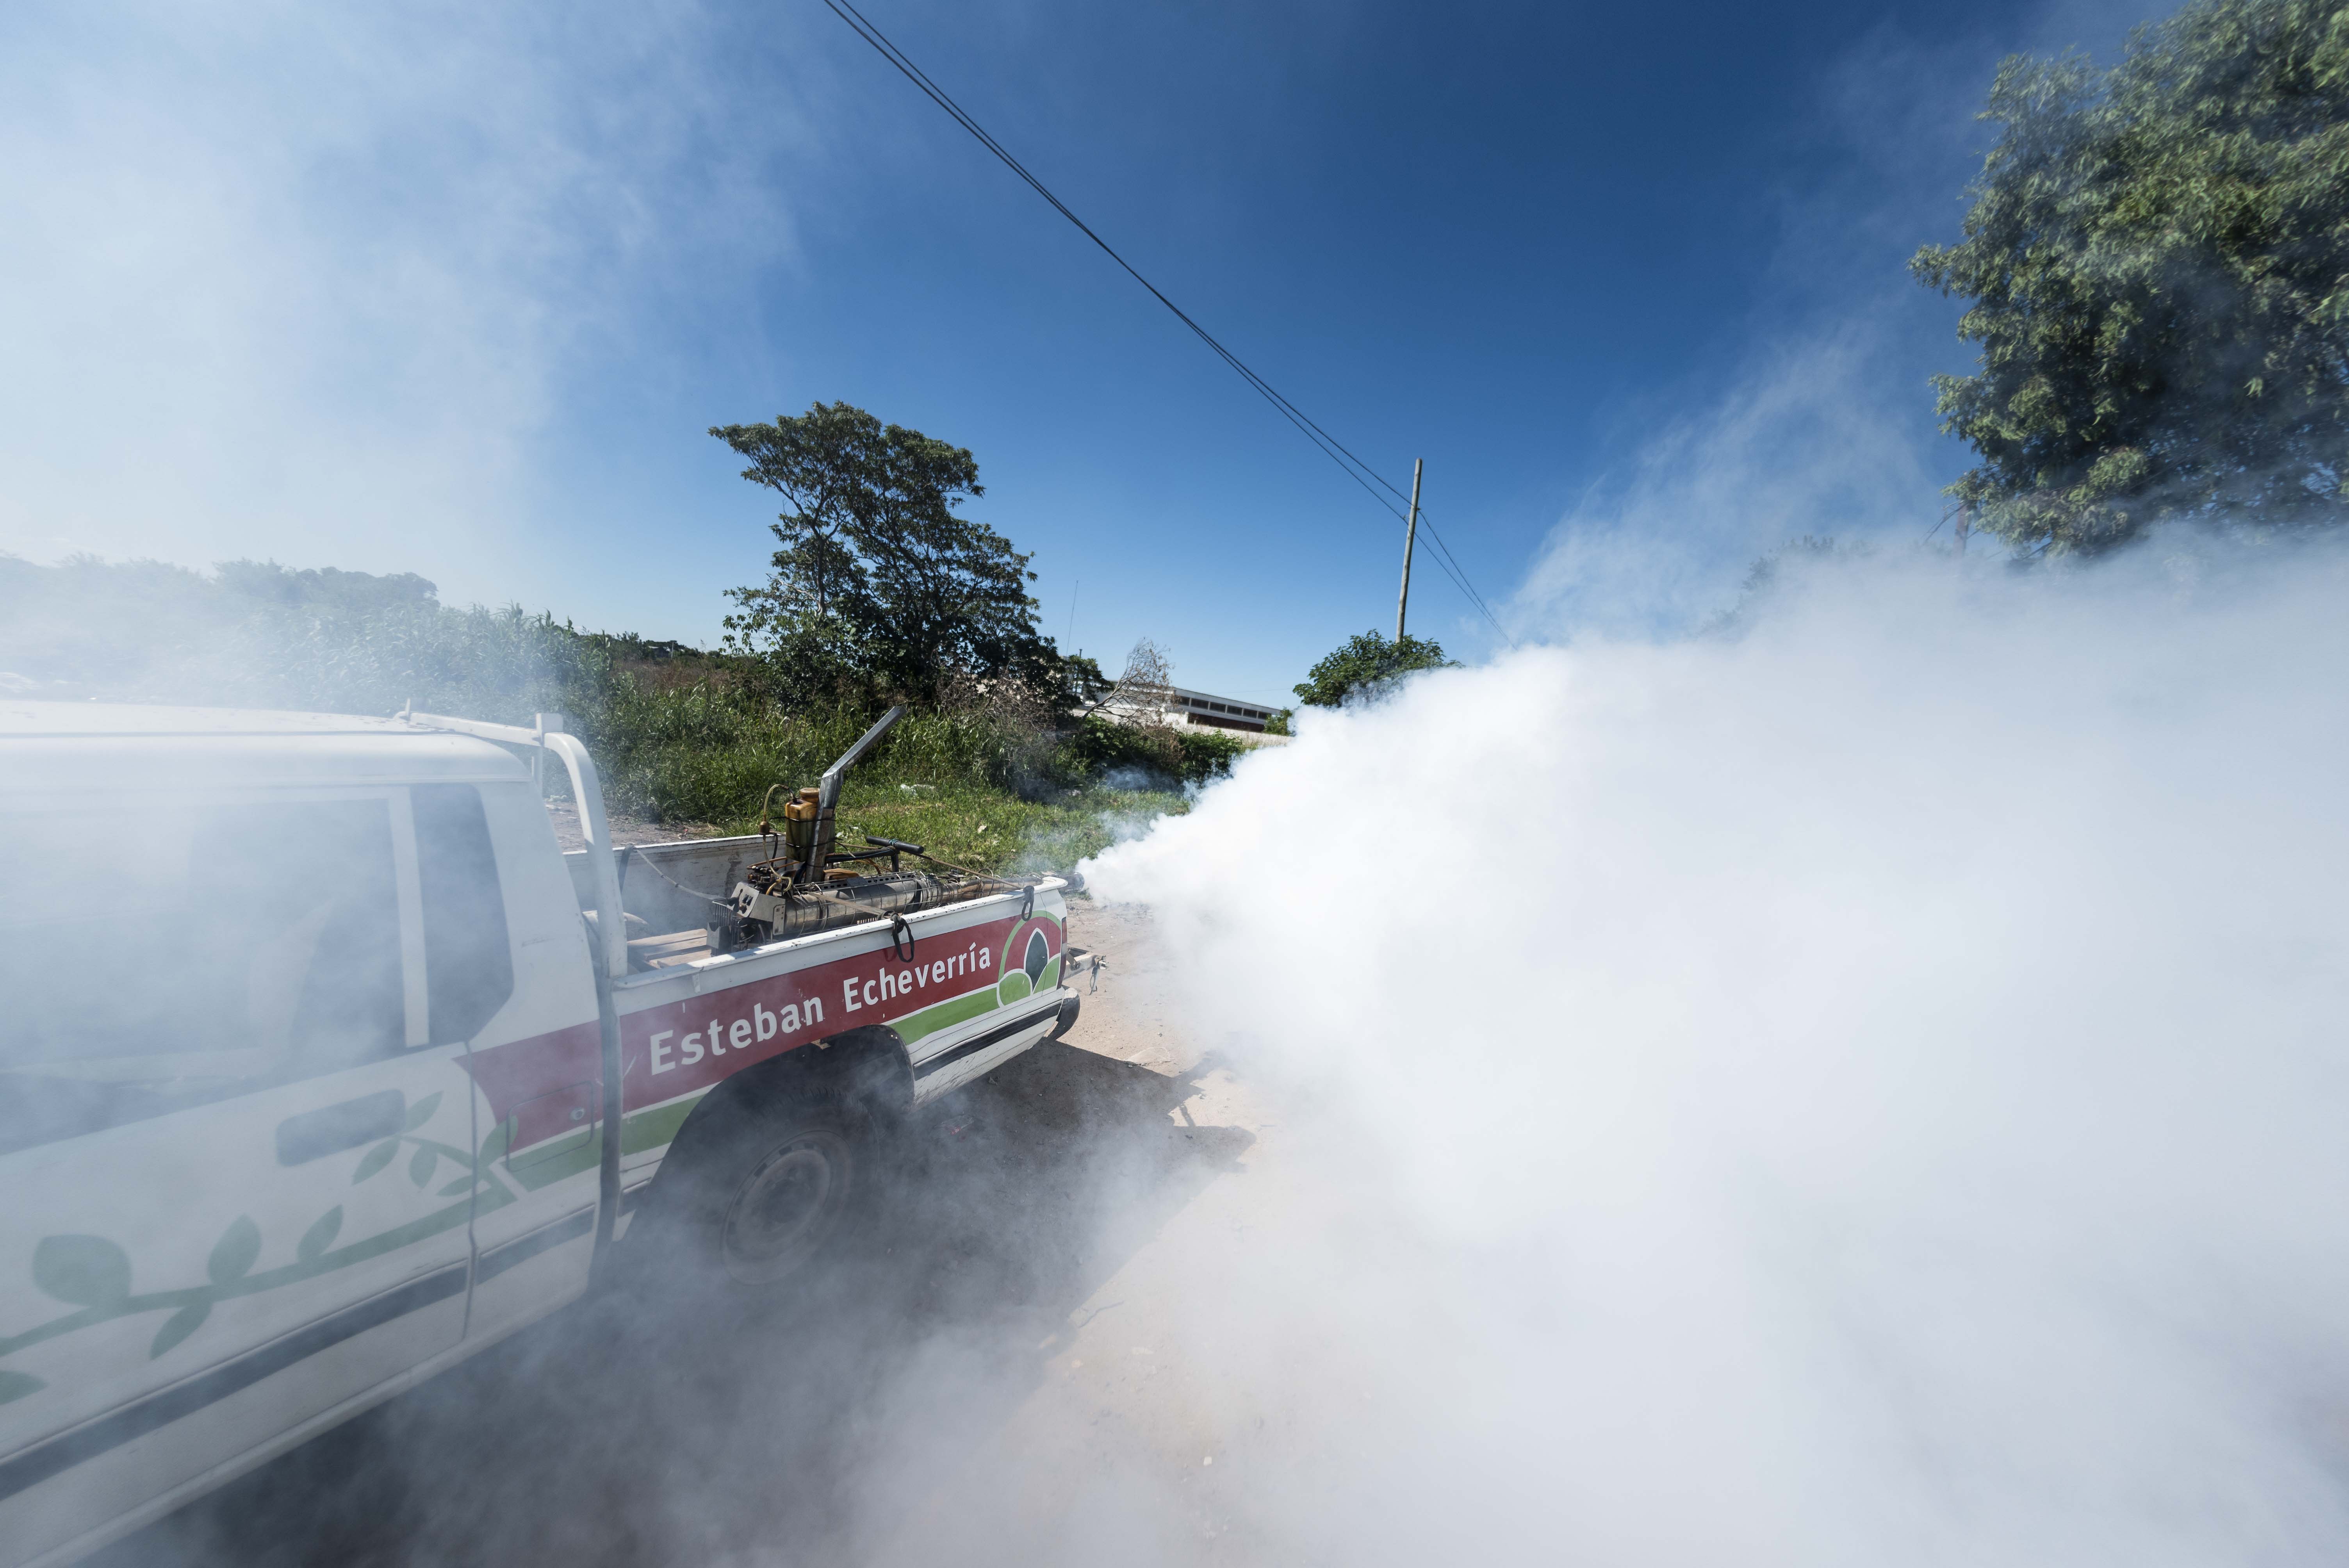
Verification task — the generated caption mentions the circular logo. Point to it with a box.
[997,917,1060,1005]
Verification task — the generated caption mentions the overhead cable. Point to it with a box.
[818,0,1516,648]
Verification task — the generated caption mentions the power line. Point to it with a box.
[817,0,1516,649]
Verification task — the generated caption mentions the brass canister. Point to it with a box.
[782,786,821,862]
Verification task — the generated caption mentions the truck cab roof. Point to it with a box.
[0,702,530,791]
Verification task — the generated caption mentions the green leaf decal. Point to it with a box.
[33,1235,131,1307]
[409,1145,437,1188]
[0,1370,44,1405]
[150,1302,210,1359]
[477,1118,513,1164]
[296,1206,344,1263]
[405,1091,443,1131]
[352,1138,399,1184]
[207,1215,261,1285]
[438,1174,477,1197]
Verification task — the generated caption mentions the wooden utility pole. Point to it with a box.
[1395,458,1423,641]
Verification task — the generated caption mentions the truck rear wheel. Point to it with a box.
[638,1091,866,1290]
[716,1119,854,1283]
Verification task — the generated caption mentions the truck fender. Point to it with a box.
[614,1025,914,1289]
[646,1025,913,1187]
[802,1024,916,1126]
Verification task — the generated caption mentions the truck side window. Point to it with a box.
[412,784,513,1044]
[0,797,409,1155]
[193,800,407,1076]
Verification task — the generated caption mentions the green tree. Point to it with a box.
[708,402,872,618]
[713,403,1065,705]
[1059,652,1114,710]
[1913,0,2349,554]
[211,560,440,611]
[1292,630,1456,708]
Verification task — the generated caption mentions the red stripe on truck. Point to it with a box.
[463,912,1060,1153]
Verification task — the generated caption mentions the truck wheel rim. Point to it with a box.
[721,1132,850,1283]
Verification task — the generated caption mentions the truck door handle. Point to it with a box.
[504,1082,601,1169]
[276,1090,407,1167]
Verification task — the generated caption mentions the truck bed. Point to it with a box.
[479,836,1077,1175]
[563,832,772,943]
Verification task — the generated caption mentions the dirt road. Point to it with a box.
[94,901,1274,1568]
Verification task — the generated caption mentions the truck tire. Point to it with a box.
[636,1086,868,1290]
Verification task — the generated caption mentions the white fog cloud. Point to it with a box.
[1078,538,2349,1563]
[1512,319,1950,639]
[0,0,804,597]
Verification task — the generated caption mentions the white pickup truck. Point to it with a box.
[0,701,1083,1568]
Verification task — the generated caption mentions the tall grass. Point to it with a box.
[588,681,1242,826]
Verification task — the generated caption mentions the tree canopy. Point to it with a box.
[1292,630,1456,708]
[1913,0,2349,553]
[712,402,1067,705]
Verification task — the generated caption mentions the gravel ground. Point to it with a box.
[94,901,1274,1568]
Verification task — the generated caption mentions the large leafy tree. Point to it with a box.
[1293,630,1455,708]
[713,403,1063,704]
[1913,0,2349,554]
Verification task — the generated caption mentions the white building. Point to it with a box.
[1116,684,1286,736]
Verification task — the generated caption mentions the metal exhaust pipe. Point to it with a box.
[807,706,904,880]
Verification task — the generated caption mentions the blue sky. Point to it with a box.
[0,0,2151,704]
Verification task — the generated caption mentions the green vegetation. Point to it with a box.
[1915,0,2349,554]
[2,397,1268,875]
[0,555,1231,874]
[1293,630,1457,707]
[580,694,1237,870]
[823,779,1183,877]
[711,401,1087,707]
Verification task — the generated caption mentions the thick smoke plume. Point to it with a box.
[1068,538,2349,1564]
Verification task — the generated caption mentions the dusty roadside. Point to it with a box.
[859,900,1285,1562]
[1057,898,1209,1075]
